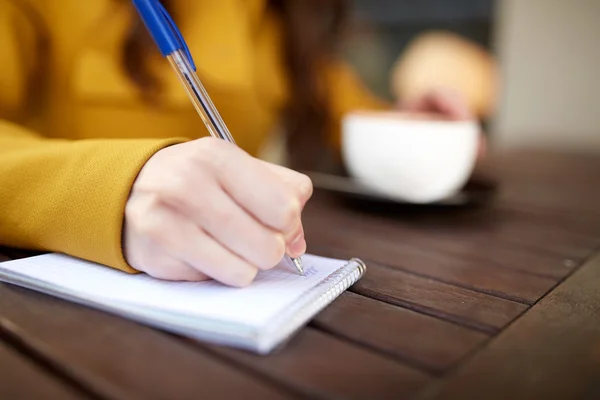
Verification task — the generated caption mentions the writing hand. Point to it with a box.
[123,137,313,286]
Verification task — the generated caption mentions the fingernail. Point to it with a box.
[288,233,306,257]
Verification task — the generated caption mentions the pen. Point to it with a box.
[132,0,304,275]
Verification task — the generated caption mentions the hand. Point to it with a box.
[123,137,313,286]
[399,88,487,159]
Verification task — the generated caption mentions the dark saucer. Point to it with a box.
[303,166,499,210]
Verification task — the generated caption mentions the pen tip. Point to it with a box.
[292,257,304,275]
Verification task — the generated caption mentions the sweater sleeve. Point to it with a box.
[0,2,185,273]
[0,122,185,273]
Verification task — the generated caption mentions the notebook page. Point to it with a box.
[0,253,348,327]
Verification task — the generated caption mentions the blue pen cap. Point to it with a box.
[131,0,196,70]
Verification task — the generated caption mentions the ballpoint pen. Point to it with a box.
[132,0,304,275]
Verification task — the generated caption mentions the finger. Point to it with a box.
[286,222,306,258]
[124,223,209,281]
[401,88,473,121]
[170,180,287,271]
[140,252,210,282]
[258,161,310,255]
[429,88,473,120]
[196,139,303,235]
[180,227,260,287]
[133,202,259,287]
[399,94,429,113]
[259,161,314,208]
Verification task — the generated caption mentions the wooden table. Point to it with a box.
[1,149,600,399]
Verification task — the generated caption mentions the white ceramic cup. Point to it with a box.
[341,110,480,203]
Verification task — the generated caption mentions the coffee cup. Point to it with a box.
[341,110,479,203]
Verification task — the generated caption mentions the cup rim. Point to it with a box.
[343,109,477,126]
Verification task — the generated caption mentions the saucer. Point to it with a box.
[304,169,498,208]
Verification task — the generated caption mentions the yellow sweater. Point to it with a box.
[0,0,386,272]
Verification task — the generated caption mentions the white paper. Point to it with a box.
[0,253,348,328]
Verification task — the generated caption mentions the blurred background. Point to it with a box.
[341,0,600,154]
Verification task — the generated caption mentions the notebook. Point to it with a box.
[0,253,365,354]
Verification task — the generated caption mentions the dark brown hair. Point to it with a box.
[122,0,349,169]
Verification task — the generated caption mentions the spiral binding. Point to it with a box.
[257,258,367,353]
[313,258,366,307]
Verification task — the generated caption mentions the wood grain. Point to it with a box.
[308,245,528,332]
[416,251,600,400]
[495,201,600,238]
[305,192,599,276]
[0,340,84,399]
[498,183,600,217]
[378,226,584,279]
[353,262,528,333]
[0,283,294,400]
[304,223,557,303]
[396,209,600,259]
[312,292,489,373]
[204,328,430,400]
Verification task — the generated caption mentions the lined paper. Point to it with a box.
[0,253,347,327]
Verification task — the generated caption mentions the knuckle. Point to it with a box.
[124,199,140,222]
[259,234,286,269]
[278,194,301,231]
[192,137,231,169]
[296,173,313,202]
[126,195,155,225]
[194,136,217,151]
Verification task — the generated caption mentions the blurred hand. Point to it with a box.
[123,137,312,286]
[398,88,487,159]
